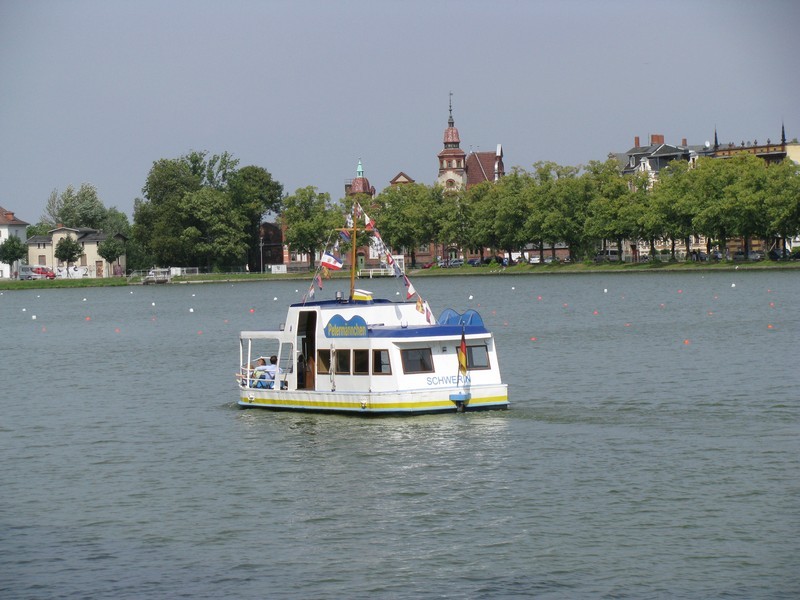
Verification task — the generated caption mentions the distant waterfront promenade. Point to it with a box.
[2,259,798,291]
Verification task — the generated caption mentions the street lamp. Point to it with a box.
[260,235,264,274]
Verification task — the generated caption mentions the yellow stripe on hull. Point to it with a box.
[238,388,508,414]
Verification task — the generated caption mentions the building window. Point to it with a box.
[80,254,87,266]
[400,348,434,374]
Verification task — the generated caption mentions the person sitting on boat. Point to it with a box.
[250,355,281,388]
[264,355,281,380]
[250,357,273,388]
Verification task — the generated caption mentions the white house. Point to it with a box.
[0,206,30,278]
[27,226,127,278]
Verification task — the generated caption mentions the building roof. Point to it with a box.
[0,206,29,227]
[29,226,127,245]
[465,150,504,188]
[390,172,415,185]
[26,235,52,244]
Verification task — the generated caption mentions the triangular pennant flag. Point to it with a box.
[406,281,416,299]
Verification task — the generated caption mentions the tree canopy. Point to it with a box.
[0,235,28,271]
[54,235,83,269]
[132,150,282,270]
[280,186,340,269]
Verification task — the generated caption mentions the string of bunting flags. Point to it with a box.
[303,201,434,324]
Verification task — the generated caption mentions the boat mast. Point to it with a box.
[348,211,358,299]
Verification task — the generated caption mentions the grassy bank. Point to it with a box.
[2,260,798,291]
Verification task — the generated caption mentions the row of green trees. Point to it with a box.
[280,154,800,266]
[16,150,800,273]
[19,152,283,273]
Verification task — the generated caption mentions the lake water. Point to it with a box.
[1,271,798,598]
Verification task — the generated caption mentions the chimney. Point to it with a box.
[4,211,13,220]
[682,138,687,147]
[634,136,640,147]
[650,134,665,145]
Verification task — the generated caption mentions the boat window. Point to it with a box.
[317,349,331,374]
[467,345,490,370]
[353,349,369,375]
[373,349,391,375]
[336,349,351,374]
[400,348,434,374]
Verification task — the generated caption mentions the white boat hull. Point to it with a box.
[238,383,508,414]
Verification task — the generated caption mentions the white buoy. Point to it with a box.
[511,286,515,291]
[151,302,156,306]
[469,295,474,300]
[32,315,36,320]
[22,308,26,312]
[189,308,194,313]
[273,297,278,301]
[82,298,87,302]
[731,283,736,288]
[604,288,608,293]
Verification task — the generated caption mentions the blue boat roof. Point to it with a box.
[367,324,489,338]
[291,298,395,309]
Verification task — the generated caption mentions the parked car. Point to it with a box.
[529,255,541,264]
[420,261,434,269]
[467,258,482,266]
[18,266,41,280]
[448,258,464,268]
[768,249,785,261]
[33,266,56,279]
[594,249,619,262]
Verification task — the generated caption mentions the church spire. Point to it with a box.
[443,92,460,148]
[713,127,719,151]
[781,121,786,145]
[448,91,454,128]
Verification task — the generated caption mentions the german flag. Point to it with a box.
[457,328,468,376]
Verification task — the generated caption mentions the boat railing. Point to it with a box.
[358,267,394,278]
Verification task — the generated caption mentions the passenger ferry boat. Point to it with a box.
[236,204,508,415]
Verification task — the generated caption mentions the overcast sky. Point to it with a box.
[2,0,798,224]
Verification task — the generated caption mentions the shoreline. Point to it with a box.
[2,260,798,291]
